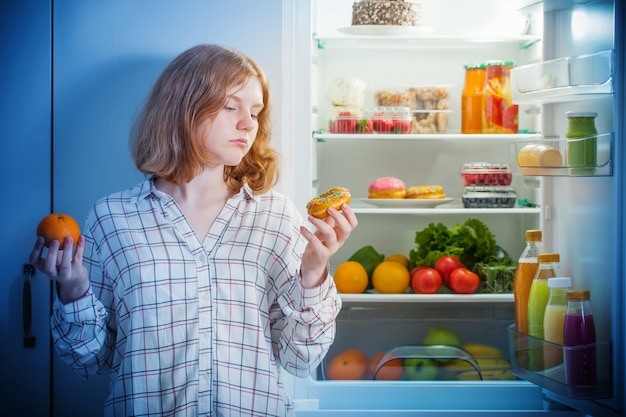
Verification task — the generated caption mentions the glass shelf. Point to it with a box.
[511,50,614,104]
[508,325,612,399]
[313,34,541,50]
[511,133,613,177]
[314,133,542,142]
[351,206,541,215]
[339,293,513,304]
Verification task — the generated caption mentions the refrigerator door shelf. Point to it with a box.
[512,133,613,177]
[508,325,613,400]
[511,50,614,104]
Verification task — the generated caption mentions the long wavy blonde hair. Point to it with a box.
[131,44,279,193]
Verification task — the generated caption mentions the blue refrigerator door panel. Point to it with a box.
[0,1,53,416]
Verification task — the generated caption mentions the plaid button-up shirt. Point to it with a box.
[51,178,341,416]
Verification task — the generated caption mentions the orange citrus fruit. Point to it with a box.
[36,213,81,247]
[372,261,410,294]
[385,254,410,269]
[326,348,369,380]
[368,351,404,380]
[333,261,368,294]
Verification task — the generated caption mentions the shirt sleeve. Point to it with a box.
[269,202,342,378]
[50,214,115,380]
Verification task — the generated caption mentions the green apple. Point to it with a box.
[423,327,461,347]
[423,327,461,362]
[404,357,439,380]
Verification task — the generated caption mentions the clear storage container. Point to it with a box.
[462,186,517,208]
[327,106,412,134]
[461,163,513,186]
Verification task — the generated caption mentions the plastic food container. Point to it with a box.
[461,163,513,186]
[462,186,517,208]
[375,86,451,134]
[327,106,412,134]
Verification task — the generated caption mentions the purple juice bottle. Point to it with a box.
[563,289,597,397]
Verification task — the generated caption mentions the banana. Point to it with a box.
[457,369,517,381]
[461,343,505,358]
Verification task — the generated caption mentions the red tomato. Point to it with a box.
[410,267,442,294]
[449,267,480,294]
[434,255,465,289]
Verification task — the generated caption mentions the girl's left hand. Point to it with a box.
[299,204,358,288]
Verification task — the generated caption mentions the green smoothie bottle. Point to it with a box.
[566,111,597,175]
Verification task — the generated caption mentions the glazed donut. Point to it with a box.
[306,187,351,218]
[406,185,445,199]
[368,177,406,199]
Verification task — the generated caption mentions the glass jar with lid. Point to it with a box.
[482,60,518,134]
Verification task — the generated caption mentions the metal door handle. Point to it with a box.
[23,264,35,348]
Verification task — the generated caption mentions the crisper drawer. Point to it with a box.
[292,300,585,415]
[320,300,516,383]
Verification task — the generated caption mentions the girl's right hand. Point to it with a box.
[29,235,90,303]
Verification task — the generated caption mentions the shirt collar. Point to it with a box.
[130,176,259,204]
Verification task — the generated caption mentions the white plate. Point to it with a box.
[338,25,434,36]
[360,197,453,208]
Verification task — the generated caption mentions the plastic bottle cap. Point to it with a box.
[567,289,590,300]
[548,277,572,288]
[537,253,560,263]
[526,230,542,241]
[566,111,597,118]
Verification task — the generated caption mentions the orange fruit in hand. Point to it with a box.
[368,351,404,380]
[326,348,369,380]
[36,213,81,247]
[333,261,368,294]
[372,261,410,294]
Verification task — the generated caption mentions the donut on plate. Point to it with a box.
[368,177,406,199]
[406,185,445,199]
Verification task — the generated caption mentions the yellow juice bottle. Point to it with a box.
[543,277,571,369]
[527,253,560,371]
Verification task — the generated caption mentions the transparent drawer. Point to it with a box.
[511,50,614,104]
[511,132,613,177]
[507,325,612,399]
[315,302,517,382]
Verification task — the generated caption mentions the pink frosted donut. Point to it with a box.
[306,187,351,218]
[368,177,406,199]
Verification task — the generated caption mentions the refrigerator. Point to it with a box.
[286,0,625,416]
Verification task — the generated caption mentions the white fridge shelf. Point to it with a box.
[339,293,513,304]
[313,34,541,50]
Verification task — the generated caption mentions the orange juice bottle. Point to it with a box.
[513,230,544,333]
